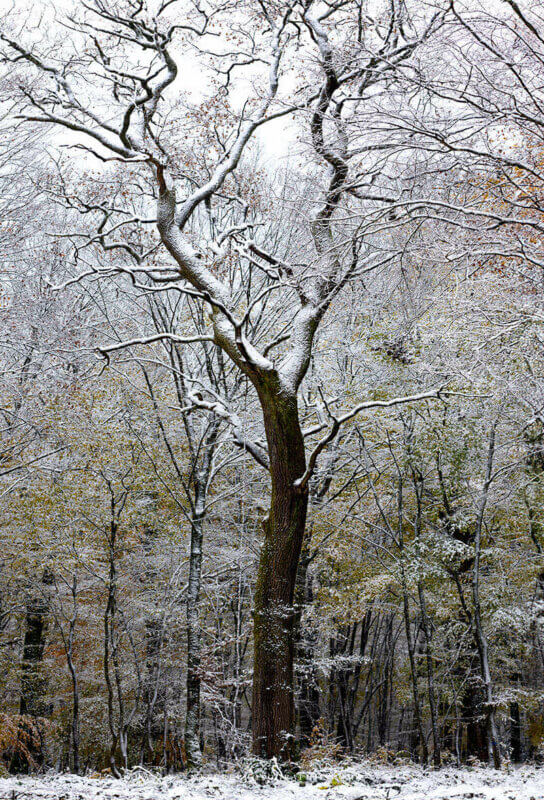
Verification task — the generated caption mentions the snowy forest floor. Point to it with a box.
[1,762,544,800]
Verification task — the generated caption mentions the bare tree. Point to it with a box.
[0,0,449,758]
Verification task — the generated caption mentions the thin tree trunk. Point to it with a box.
[184,419,219,770]
[104,516,121,778]
[335,625,356,752]
[418,581,441,766]
[401,590,428,764]
[184,487,205,771]
[377,615,395,747]
[411,464,441,766]
[472,425,501,769]
[65,576,80,774]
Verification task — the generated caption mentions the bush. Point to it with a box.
[0,713,48,772]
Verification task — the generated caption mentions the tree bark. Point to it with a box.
[471,425,501,769]
[184,491,205,771]
[65,577,80,774]
[16,568,54,771]
[20,570,53,719]
[417,581,441,767]
[140,520,164,767]
[184,419,219,770]
[401,589,428,764]
[251,378,309,759]
[510,700,521,762]
[104,521,121,778]
[462,672,488,762]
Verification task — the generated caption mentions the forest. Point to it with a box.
[1,0,544,794]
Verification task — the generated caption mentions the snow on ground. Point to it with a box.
[1,762,544,800]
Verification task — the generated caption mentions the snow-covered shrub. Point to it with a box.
[237,756,285,786]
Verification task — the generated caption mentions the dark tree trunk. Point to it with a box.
[335,625,357,752]
[252,379,309,759]
[20,570,53,719]
[185,494,205,770]
[184,419,219,770]
[65,576,80,774]
[17,568,54,770]
[417,581,441,767]
[377,615,395,748]
[140,522,164,767]
[401,589,428,764]
[510,701,521,762]
[462,675,488,763]
[104,522,121,778]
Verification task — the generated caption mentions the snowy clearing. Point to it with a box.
[1,764,544,800]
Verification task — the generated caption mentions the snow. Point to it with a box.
[1,763,544,800]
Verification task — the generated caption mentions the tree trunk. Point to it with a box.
[140,520,164,767]
[335,624,357,752]
[184,420,219,770]
[510,701,521,762]
[418,581,441,767]
[252,380,308,759]
[462,674,488,763]
[184,488,205,771]
[472,617,501,768]
[17,568,54,771]
[471,425,501,769]
[401,581,428,764]
[65,577,80,774]
[20,572,52,719]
